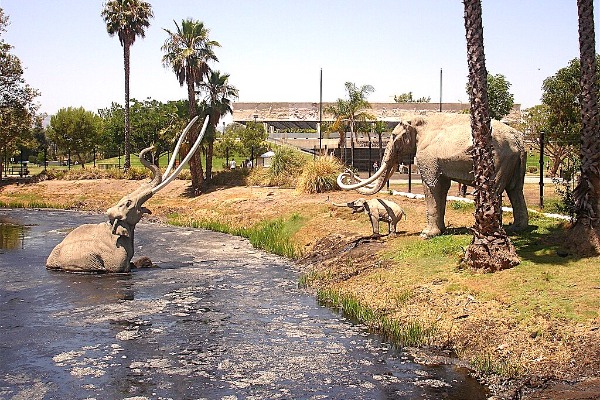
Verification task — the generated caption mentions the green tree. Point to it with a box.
[98,102,125,160]
[393,92,431,103]
[129,98,182,164]
[214,123,243,162]
[0,8,39,179]
[570,0,600,254]
[102,0,153,171]
[487,74,514,120]
[162,18,220,194]
[48,107,102,167]
[326,82,374,167]
[462,0,519,271]
[198,70,238,181]
[465,73,514,120]
[519,104,577,177]
[238,121,268,160]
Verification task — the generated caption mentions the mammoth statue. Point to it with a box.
[46,116,209,273]
[334,198,406,237]
[337,113,528,238]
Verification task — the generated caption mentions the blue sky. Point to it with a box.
[1,0,597,116]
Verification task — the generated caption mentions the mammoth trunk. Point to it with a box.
[336,128,412,195]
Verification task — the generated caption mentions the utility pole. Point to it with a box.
[439,68,443,112]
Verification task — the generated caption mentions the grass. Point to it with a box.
[317,288,438,347]
[168,212,305,259]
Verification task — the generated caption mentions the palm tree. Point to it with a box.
[326,82,374,167]
[101,0,153,170]
[462,0,519,271]
[570,0,600,253]
[198,70,239,182]
[162,19,220,194]
[325,99,350,161]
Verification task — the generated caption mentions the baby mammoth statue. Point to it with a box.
[334,198,406,237]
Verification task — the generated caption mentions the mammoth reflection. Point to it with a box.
[0,217,29,250]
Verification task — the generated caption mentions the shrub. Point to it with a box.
[247,146,308,188]
[296,155,344,193]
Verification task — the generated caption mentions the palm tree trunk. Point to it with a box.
[123,43,131,170]
[569,0,600,253]
[462,0,519,271]
[187,74,204,195]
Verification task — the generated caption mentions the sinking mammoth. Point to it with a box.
[46,116,209,273]
[337,113,528,238]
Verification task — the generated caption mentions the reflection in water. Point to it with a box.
[0,216,29,250]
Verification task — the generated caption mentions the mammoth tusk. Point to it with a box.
[111,219,119,235]
[332,202,349,207]
[337,163,387,190]
[152,115,210,194]
[162,116,199,179]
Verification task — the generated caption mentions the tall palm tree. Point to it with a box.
[199,70,239,182]
[101,0,153,170]
[325,99,350,161]
[344,82,374,167]
[462,0,519,271]
[570,0,600,253]
[162,19,220,194]
[326,83,373,166]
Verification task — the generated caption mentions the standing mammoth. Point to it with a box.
[334,198,406,237]
[46,116,209,273]
[337,113,528,238]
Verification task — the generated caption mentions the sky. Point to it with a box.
[1,0,598,119]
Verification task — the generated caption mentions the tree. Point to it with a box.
[519,104,578,177]
[569,0,600,254]
[238,121,268,160]
[325,98,350,159]
[465,73,514,120]
[162,18,220,194]
[487,74,514,120]
[198,70,239,182]
[326,82,374,167]
[0,7,39,179]
[102,0,153,171]
[47,107,102,167]
[462,0,519,271]
[393,92,431,103]
[214,123,243,162]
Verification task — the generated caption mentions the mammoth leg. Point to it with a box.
[505,185,529,231]
[421,176,452,238]
[370,214,381,236]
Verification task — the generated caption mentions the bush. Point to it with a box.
[210,168,248,186]
[528,166,538,174]
[296,155,344,194]
[247,147,308,188]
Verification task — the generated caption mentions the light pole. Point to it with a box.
[539,130,545,209]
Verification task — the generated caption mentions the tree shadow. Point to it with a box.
[507,223,580,265]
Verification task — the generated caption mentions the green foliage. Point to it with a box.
[0,8,40,161]
[47,107,102,166]
[169,213,304,259]
[393,92,431,103]
[470,353,523,378]
[465,73,514,120]
[487,74,514,120]
[270,146,305,176]
[317,289,438,347]
[296,155,344,194]
[247,146,307,188]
